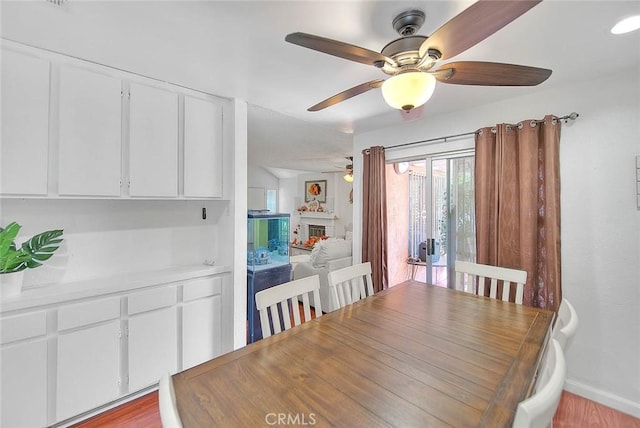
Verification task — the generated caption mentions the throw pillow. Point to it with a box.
[310,239,352,268]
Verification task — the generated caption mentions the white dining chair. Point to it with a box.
[512,338,566,428]
[158,372,183,428]
[327,262,375,310]
[255,274,322,338]
[553,298,579,351]
[454,260,527,305]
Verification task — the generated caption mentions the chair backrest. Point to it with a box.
[255,275,322,338]
[512,339,566,428]
[454,260,527,305]
[327,262,374,310]
[553,298,579,351]
[158,372,183,428]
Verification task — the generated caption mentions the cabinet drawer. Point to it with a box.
[58,297,120,331]
[183,276,222,302]
[0,311,47,344]
[128,287,176,315]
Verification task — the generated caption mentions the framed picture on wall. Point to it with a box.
[305,180,327,203]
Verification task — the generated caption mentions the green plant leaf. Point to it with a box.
[0,222,30,273]
[0,251,31,273]
[0,222,20,255]
[1,224,63,273]
[21,229,63,269]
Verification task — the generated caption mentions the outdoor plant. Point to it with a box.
[0,222,63,274]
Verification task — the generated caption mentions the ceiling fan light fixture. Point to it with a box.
[381,72,436,111]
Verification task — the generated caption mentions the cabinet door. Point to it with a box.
[58,65,122,196]
[57,320,121,422]
[182,295,222,369]
[182,277,223,369]
[129,82,178,197]
[1,48,50,195]
[184,96,223,198]
[0,311,48,427]
[128,306,178,392]
[1,340,48,427]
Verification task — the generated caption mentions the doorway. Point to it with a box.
[387,151,476,288]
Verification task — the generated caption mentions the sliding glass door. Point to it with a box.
[407,152,475,287]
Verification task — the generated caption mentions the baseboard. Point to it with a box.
[50,385,157,427]
[564,379,640,419]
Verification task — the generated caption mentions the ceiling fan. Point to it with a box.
[323,157,354,182]
[285,0,552,112]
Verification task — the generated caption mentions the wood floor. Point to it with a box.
[554,391,640,428]
[74,390,639,427]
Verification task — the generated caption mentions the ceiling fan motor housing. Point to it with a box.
[393,9,425,36]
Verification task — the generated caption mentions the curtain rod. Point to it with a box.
[384,112,580,151]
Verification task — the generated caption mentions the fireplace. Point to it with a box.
[308,224,326,238]
[298,213,336,242]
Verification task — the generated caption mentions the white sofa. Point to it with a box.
[293,239,352,313]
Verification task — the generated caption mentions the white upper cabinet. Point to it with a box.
[58,65,122,196]
[184,96,223,198]
[1,49,50,195]
[2,42,227,200]
[129,82,178,197]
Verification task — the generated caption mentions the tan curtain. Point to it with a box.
[362,146,388,292]
[475,115,562,312]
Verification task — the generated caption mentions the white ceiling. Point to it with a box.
[2,1,639,175]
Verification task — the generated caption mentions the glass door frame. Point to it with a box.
[406,149,475,287]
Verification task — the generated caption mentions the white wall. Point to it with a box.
[231,99,248,350]
[0,199,227,286]
[279,176,299,217]
[291,172,353,239]
[247,166,279,190]
[354,67,640,416]
[247,166,279,210]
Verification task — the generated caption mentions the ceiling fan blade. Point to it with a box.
[308,80,384,111]
[434,61,552,86]
[286,32,393,67]
[419,0,541,61]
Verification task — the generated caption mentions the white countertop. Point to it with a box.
[0,264,231,314]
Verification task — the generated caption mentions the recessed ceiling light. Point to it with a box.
[611,15,640,34]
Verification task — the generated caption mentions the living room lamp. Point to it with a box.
[343,171,354,183]
[381,71,436,111]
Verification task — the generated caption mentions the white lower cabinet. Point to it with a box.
[0,272,231,426]
[56,298,121,422]
[127,287,178,392]
[182,277,223,369]
[0,312,48,428]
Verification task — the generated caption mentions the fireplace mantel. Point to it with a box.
[298,212,338,220]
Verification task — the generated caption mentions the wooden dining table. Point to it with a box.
[172,280,554,427]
